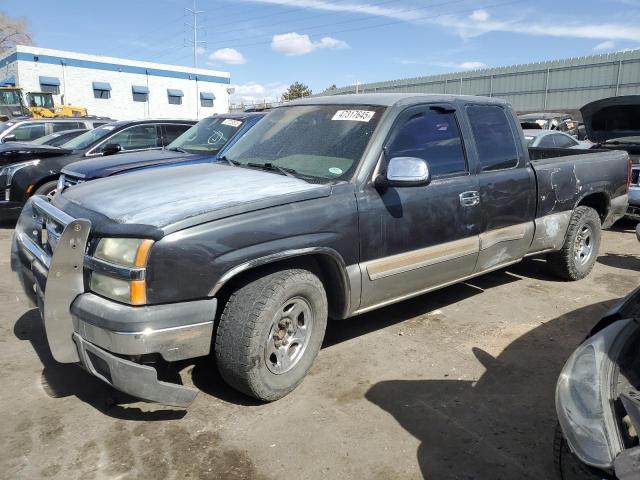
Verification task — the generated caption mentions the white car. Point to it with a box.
[523,129,592,149]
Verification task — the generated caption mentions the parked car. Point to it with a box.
[555,224,640,480]
[30,129,88,147]
[519,112,579,136]
[580,95,640,222]
[0,119,195,220]
[11,94,630,407]
[57,112,265,190]
[0,117,111,143]
[523,129,591,149]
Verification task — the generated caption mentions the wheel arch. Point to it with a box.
[210,247,354,320]
[575,191,610,223]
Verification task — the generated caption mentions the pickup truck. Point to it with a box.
[11,94,631,407]
[56,112,265,190]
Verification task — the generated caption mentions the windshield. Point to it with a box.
[0,90,22,106]
[0,122,14,134]
[167,117,245,154]
[525,136,535,146]
[27,93,54,109]
[224,105,386,181]
[61,125,116,150]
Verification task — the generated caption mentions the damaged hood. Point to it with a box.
[581,95,640,143]
[58,162,330,228]
[61,148,204,180]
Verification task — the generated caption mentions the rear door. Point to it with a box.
[465,104,536,272]
[357,103,482,310]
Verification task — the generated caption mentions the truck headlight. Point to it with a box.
[90,238,153,305]
[0,159,40,187]
[556,320,632,469]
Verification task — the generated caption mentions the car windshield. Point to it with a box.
[61,125,116,150]
[224,105,386,182]
[525,136,535,146]
[167,117,245,154]
[0,90,22,106]
[0,122,14,134]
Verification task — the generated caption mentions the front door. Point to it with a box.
[356,103,482,312]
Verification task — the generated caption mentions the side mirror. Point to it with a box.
[375,157,431,188]
[102,143,122,156]
[3,134,17,142]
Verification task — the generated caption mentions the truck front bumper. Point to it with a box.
[11,196,215,407]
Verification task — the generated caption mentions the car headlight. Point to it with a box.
[0,159,40,187]
[90,238,154,305]
[556,319,633,468]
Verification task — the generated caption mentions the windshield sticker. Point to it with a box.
[221,119,242,128]
[328,167,343,175]
[332,110,375,122]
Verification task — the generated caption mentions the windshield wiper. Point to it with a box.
[246,162,297,178]
[220,155,240,166]
[167,146,189,153]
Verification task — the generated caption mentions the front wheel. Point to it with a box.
[215,268,328,401]
[33,180,59,201]
[547,206,601,281]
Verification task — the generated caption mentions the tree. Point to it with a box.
[0,12,33,54]
[326,84,337,91]
[282,82,312,101]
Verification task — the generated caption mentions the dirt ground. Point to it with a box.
[0,220,638,480]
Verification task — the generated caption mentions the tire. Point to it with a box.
[215,268,328,401]
[33,180,59,201]
[553,424,612,480]
[547,206,601,281]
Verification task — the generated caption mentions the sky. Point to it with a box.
[6,0,640,104]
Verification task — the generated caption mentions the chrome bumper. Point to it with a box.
[11,196,213,407]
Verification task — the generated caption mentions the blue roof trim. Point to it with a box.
[167,88,184,97]
[0,75,16,86]
[9,51,230,84]
[39,75,60,86]
[132,85,149,94]
[200,91,215,100]
[92,81,112,91]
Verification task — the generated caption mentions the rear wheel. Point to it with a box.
[547,206,601,280]
[215,268,328,401]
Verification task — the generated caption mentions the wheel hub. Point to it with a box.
[265,297,313,374]
[574,224,594,266]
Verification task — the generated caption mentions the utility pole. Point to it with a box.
[185,0,205,68]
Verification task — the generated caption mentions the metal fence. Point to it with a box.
[320,49,640,112]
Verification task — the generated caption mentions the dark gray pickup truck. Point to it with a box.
[11,94,631,407]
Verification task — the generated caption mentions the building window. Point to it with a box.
[200,91,215,107]
[39,76,61,95]
[92,81,112,99]
[132,85,149,102]
[167,89,183,105]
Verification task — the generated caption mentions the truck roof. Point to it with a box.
[289,93,509,107]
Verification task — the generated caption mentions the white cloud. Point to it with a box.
[244,0,640,42]
[209,48,246,64]
[594,40,616,51]
[458,61,486,69]
[469,10,490,22]
[271,32,348,56]
[230,81,288,104]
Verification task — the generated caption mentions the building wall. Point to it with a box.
[323,49,640,112]
[0,45,231,120]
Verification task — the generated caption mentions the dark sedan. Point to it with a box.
[0,119,195,220]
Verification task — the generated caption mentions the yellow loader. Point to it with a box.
[26,91,88,118]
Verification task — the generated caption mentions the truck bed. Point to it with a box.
[528,147,629,222]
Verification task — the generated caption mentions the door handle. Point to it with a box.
[459,191,480,207]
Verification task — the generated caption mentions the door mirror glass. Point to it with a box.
[377,157,431,188]
[102,143,122,156]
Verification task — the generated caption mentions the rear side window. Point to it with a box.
[13,123,46,141]
[386,108,467,177]
[467,105,519,171]
[51,122,82,132]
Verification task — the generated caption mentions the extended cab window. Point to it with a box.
[467,105,519,171]
[386,109,466,177]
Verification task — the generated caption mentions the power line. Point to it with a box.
[185,0,206,68]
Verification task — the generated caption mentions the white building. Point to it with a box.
[0,45,231,120]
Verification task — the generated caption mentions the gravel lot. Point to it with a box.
[1,220,638,480]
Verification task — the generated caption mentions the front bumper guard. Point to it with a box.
[11,196,203,407]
